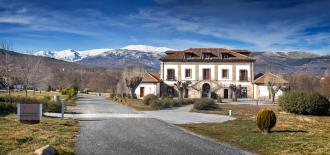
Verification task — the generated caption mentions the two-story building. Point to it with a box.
[136,48,256,99]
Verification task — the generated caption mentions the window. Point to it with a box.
[203,54,211,59]
[239,70,248,81]
[167,69,175,80]
[222,69,229,79]
[240,87,247,98]
[203,69,210,80]
[185,54,192,59]
[185,69,191,78]
[222,54,230,59]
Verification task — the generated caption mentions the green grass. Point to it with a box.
[181,104,330,155]
[0,114,79,155]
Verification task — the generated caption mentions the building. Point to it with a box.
[137,48,256,99]
[253,72,289,100]
[135,72,161,98]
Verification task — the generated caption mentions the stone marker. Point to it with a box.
[34,144,56,155]
[17,104,42,124]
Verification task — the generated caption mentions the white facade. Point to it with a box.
[181,65,196,81]
[255,85,284,100]
[218,65,233,81]
[135,83,160,99]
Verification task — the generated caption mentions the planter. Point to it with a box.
[17,104,42,124]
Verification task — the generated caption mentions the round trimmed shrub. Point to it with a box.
[143,94,158,105]
[193,99,217,110]
[278,92,330,115]
[256,108,276,133]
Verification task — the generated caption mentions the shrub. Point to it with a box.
[193,99,217,110]
[211,92,219,99]
[278,92,330,115]
[60,85,78,98]
[150,99,163,110]
[256,108,277,133]
[182,98,196,105]
[143,94,158,105]
[0,95,61,114]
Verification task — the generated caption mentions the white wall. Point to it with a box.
[257,85,284,99]
[181,65,196,81]
[236,64,251,81]
[164,64,178,81]
[218,65,232,81]
[199,65,215,80]
[135,83,158,99]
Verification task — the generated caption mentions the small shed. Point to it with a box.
[253,72,289,100]
[135,72,161,99]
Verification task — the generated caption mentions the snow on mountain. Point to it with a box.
[78,48,113,58]
[32,45,176,62]
[121,45,176,53]
[33,50,55,58]
[53,49,81,62]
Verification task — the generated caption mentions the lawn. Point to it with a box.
[181,104,330,155]
[0,114,79,155]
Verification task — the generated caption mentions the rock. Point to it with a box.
[34,145,56,155]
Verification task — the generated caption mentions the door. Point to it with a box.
[140,87,144,97]
[202,83,211,98]
[203,69,210,80]
[224,89,228,99]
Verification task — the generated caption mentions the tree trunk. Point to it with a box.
[25,89,28,97]
[271,93,275,103]
[7,87,11,96]
[130,89,136,99]
[232,92,237,101]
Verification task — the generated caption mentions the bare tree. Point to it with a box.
[0,41,14,96]
[174,81,191,99]
[125,76,142,98]
[321,76,330,98]
[229,84,241,101]
[19,56,43,96]
[265,76,284,103]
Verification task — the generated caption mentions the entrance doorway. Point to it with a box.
[202,83,210,98]
[140,87,144,97]
[224,89,228,99]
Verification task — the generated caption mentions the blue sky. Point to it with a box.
[0,0,330,54]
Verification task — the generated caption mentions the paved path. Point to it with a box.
[73,94,252,155]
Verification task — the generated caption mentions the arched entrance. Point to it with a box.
[202,83,210,98]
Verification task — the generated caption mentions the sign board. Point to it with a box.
[17,104,42,124]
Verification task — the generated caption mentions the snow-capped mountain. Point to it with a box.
[79,48,113,58]
[31,45,176,62]
[121,45,175,53]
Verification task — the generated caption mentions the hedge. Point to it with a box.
[278,92,330,115]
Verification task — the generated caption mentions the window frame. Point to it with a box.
[222,69,229,79]
[239,69,248,81]
[185,68,192,78]
[167,69,175,81]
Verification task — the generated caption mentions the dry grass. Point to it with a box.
[0,114,79,155]
[116,99,154,111]
[0,91,64,100]
[182,104,330,155]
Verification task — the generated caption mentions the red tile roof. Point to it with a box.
[160,48,255,62]
[253,72,289,84]
[141,72,161,83]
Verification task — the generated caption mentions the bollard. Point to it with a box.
[61,102,64,118]
[229,110,232,116]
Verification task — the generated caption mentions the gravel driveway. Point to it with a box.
[73,94,252,155]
